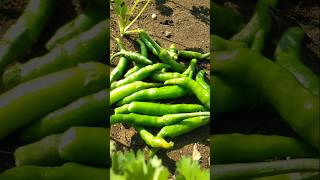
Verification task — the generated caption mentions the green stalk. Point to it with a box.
[123,0,151,35]
[129,0,140,16]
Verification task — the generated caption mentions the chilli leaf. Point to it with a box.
[110,169,127,180]
[176,156,210,180]
[111,149,169,180]
[113,0,128,35]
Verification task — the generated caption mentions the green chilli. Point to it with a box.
[251,29,265,52]
[15,127,109,167]
[111,63,170,90]
[211,134,318,164]
[211,2,244,37]
[213,48,319,149]
[58,127,109,166]
[14,134,64,166]
[182,59,198,78]
[110,81,161,105]
[231,0,278,45]
[211,35,247,51]
[115,102,207,115]
[157,116,210,139]
[3,20,108,89]
[151,72,185,82]
[19,90,107,142]
[110,50,153,65]
[45,11,103,50]
[165,77,210,109]
[110,38,128,83]
[137,38,148,58]
[0,163,108,180]
[275,27,319,97]
[196,70,210,90]
[178,51,210,60]
[135,126,174,149]
[212,75,261,114]
[159,49,186,73]
[110,112,210,127]
[0,0,57,72]
[139,30,185,72]
[139,29,162,55]
[117,85,189,106]
[0,62,107,141]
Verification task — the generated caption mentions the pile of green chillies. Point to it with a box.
[110,29,211,152]
[0,0,110,179]
[211,0,319,179]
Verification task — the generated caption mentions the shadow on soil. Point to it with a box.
[155,0,173,16]
[191,6,210,25]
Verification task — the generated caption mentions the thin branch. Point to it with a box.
[129,0,140,16]
[124,0,151,33]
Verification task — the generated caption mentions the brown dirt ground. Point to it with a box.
[110,0,210,174]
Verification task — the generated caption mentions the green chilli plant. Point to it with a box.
[111,0,151,36]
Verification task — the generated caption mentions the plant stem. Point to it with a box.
[124,0,151,34]
[124,29,142,35]
[129,0,140,16]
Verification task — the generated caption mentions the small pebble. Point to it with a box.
[165,31,172,38]
[151,13,157,19]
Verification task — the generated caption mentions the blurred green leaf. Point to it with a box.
[111,150,169,180]
[176,156,209,180]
